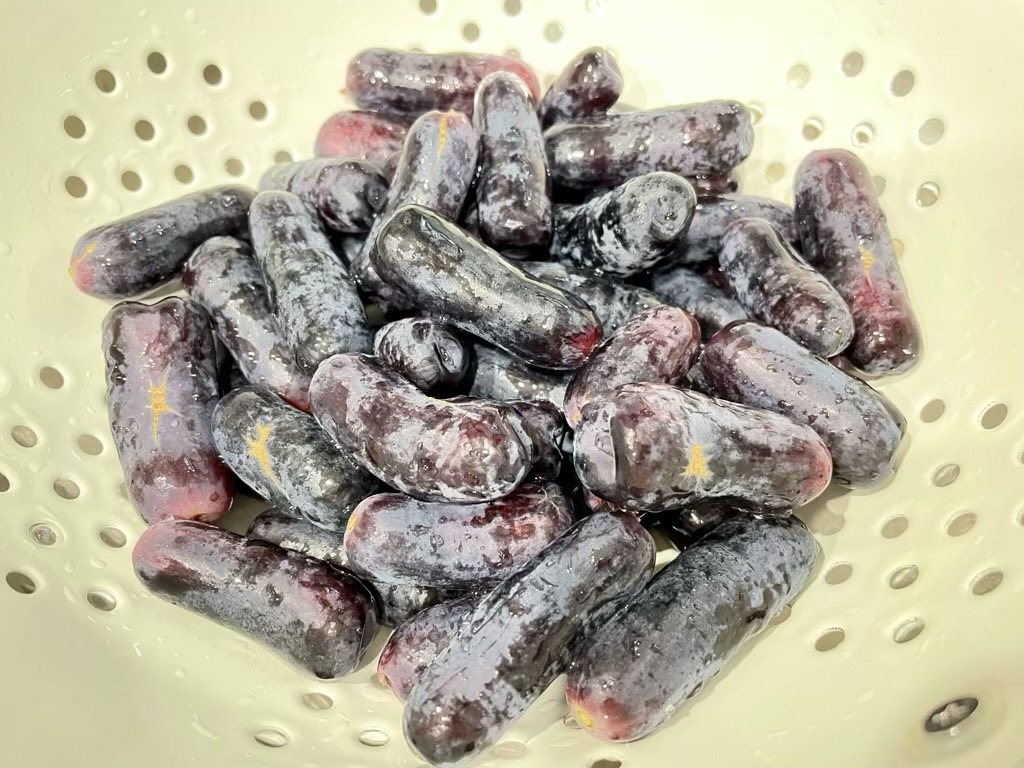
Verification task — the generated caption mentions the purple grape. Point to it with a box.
[259,158,388,233]
[309,354,534,502]
[344,482,574,588]
[539,47,623,128]
[352,110,479,306]
[551,172,696,277]
[545,102,754,189]
[373,318,469,393]
[564,306,701,428]
[474,72,552,248]
[649,264,749,340]
[346,49,540,117]
[573,383,833,513]
[719,218,854,357]
[133,520,377,679]
[377,594,482,701]
[70,185,254,298]
[372,205,602,369]
[567,515,816,741]
[795,149,921,375]
[404,512,655,765]
[182,236,311,410]
[675,194,797,264]
[246,508,443,626]
[698,321,906,487]
[212,387,378,531]
[103,298,231,524]
[249,191,370,374]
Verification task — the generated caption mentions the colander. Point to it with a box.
[1,0,1021,766]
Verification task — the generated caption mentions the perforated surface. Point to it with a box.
[1,1,1022,766]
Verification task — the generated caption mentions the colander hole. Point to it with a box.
[892,618,924,644]
[249,101,268,120]
[881,516,908,539]
[891,70,915,97]
[563,713,581,729]
[6,572,36,594]
[87,590,117,611]
[418,0,437,13]
[872,175,886,196]
[824,563,853,585]
[118,482,129,501]
[947,511,977,537]
[30,524,58,546]
[0,472,9,492]
[919,118,945,145]
[274,150,294,163]
[932,463,959,487]
[357,727,390,747]
[924,697,979,733]
[841,52,864,76]
[747,103,764,124]
[121,171,142,192]
[970,570,1003,596]
[302,692,333,711]
[11,425,38,448]
[787,64,810,89]
[893,238,905,257]
[802,117,823,140]
[134,120,156,141]
[94,69,116,93]
[765,162,785,182]
[814,628,845,652]
[769,604,792,626]
[77,434,103,455]
[225,158,245,176]
[889,565,919,589]
[253,728,289,748]
[53,478,80,500]
[187,115,207,135]
[40,366,64,388]
[203,64,223,85]
[980,403,1008,429]
[99,527,127,548]
[462,22,480,42]
[852,122,875,147]
[503,0,522,15]
[174,164,195,184]
[544,21,565,42]
[146,51,167,75]
[63,115,86,139]
[64,176,87,199]
[590,761,623,768]
[920,399,945,422]
[916,182,940,207]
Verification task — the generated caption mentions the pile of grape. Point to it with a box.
[69,46,918,766]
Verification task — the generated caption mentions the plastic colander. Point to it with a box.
[1,0,1022,766]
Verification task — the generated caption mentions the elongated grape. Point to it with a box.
[567,515,817,741]
[574,383,832,512]
[795,149,921,375]
[103,298,231,524]
[310,353,534,502]
[698,321,905,487]
[133,520,377,679]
